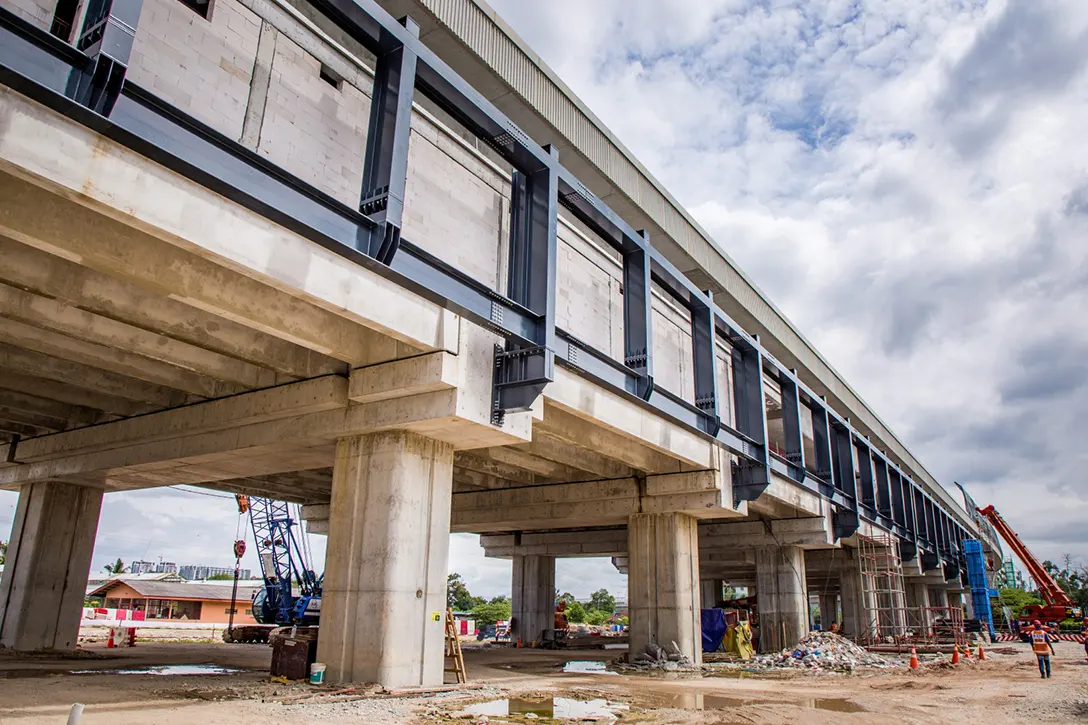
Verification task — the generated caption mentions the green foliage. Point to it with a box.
[489,595,509,605]
[447,573,486,611]
[557,592,577,604]
[566,600,586,623]
[722,586,740,602]
[588,588,616,614]
[206,572,235,580]
[585,608,612,626]
[0,540,6,566]
[617,615,629,626]
[998,587,1043,619]
[103,558,127,575]
[471,599,511,627]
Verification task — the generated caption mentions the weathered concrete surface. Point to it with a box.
[0,481,102,650]
[317,431,454,687]
[510,555,555,645]
[628,512,701,665]
[820,593,838,629]
[755,546,809,652]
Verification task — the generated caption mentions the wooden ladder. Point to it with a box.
[444,607,467,684]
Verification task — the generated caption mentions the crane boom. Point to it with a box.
[976,505,1073,608]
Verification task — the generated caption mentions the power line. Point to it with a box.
[168,485,234,499]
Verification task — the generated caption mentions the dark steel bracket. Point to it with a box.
[66,0,139,115]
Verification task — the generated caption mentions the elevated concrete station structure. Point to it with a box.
[0,0,993,687]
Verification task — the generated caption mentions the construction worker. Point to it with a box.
[1081,618,1088,663]
[1029,620,1056,679]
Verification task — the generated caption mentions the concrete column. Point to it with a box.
[839,566,866,640]
[700,579,723,609]
[755,546,808,652]
[317,431,454,687]
[947,590,963,615]
[905,581,931,632]
[929,586,949,609]
[628,512,701,665]
[511,555,555,644]
[819,593,838,629]
[0,481,103,650]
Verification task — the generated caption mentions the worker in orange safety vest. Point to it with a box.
[1030,620,1056,679]
[1081,618,1088,663]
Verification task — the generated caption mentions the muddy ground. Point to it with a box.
[0,640,1085,724]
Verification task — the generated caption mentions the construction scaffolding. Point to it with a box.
[856,532,909,645]
[855,532,967,649]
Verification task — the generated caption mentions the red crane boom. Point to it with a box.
[976,505,1074,623]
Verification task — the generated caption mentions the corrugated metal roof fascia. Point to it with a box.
[412,0,970,528]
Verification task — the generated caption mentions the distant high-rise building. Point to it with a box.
[156,561,178,574]
[129,560,156,574]
[178,564,251,580]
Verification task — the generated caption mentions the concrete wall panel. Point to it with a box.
[129,0,261,141]
[556,219,622,360]
[257,33,370,207]
[1,0,57,30]
[651,284,695,403]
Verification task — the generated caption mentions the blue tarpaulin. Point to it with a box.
[701,608,727,652]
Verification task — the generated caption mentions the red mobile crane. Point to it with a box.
[976,505,1078,628]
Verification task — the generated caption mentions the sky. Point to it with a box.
[3,0,1088,596]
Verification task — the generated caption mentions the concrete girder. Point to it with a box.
[0,344,191,409]
[533,404,681,474]
[512,431,634,480]
[0,237,345,379]
[0,282,291,390]
[0,92,456,361]
[0,316,241,400]
[0,421,52,438]
[0,390,110,428]
[479,528,628,558]
[0,370,157,418]
[0,406,67,432]
[483,446,593,482]
[698,515,836,551]
[453,454,543,486]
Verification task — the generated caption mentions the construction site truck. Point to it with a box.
[976,505,1080,637]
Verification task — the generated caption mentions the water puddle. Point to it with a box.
[71,664,242,676]
[647,692,865,713]
[562,660,618,675]
[459,697,628,719]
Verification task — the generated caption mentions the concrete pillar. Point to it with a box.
[755,546,809,652]
[929,586,949,609]
[947,590,963,614]
[839,566,866,640]
[511,555,555,644]
[628,512,701,665]
[700,579,723,609]
[0,481,103,650]
[905,581,930,633]
[819,593,838,629]
[317,431,454,687]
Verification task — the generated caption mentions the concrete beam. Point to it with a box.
[0,91,456,359]
[480,528,628,558]
[0,316,243,399]
[455,453,547,486]
[348,352,458,403]
[0,344,190,408]
[699,515,836,550]
[484,446,592,482]
[534,404,681,474]
[0,282,291,389]
[0,237,345,379]
[0,370,157,417]
[512,431,634,480]
[0,390,109,428]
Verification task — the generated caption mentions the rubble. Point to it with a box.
[717,632,904,673]
[621,642,700,672]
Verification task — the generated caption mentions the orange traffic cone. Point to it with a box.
[951,646,960,664]
[106,627,116,649]
[963,643,972,660]
[127,628,137,647]
[909,646,920,669]
[977,644,986,661]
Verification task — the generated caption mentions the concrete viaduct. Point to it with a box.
[0,0,992,687]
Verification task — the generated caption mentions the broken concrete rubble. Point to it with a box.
[714,632,904,673]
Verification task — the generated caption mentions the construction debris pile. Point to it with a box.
[743,632,902,673]
[624,642,699,671]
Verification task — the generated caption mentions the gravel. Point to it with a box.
[716,632,904,673]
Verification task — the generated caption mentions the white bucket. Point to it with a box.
[309,662,326,685]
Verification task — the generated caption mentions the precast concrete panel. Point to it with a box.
[257,32,371,207]
[651,281,695,403]
[128,0,261,141]
[0,0,57,30]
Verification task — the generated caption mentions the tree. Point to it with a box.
[566,600,586,623]
[585,608,612,626]
[557,592,577,604]
[447,573,485,611]
[103,558,127,575]
[471,599,511,627]
[588,588,616,614]
[207,572,235,580]
[0,540,6,567]
[999,587,1043,620]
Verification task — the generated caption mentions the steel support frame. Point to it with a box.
[0,1,976,556]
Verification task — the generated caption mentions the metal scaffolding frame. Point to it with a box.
[857,532,909,645]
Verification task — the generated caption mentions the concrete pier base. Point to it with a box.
[0,481,103,650]
[755,546,809,652]
[317,431,454,687]
[511,555,555,645]
[819,593,838,629]
[628,512,701,665]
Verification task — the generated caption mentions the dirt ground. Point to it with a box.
[1,640,1086,724]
